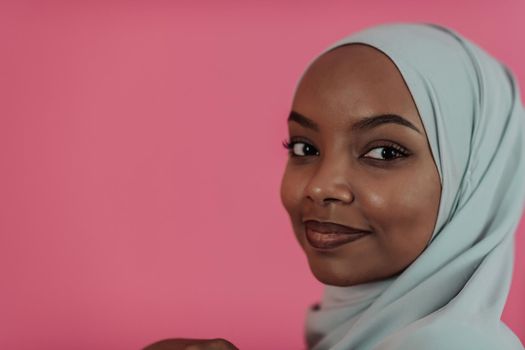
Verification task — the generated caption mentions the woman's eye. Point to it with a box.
[363,146,408,161]
[282,139,319,157]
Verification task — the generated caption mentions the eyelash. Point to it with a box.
[281,138,410,161]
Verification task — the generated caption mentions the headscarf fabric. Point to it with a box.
[304,23,525,350]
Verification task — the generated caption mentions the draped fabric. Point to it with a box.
[304,23,525,350]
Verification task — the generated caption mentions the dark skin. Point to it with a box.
[143,44,441,349]
[281,44,441,286]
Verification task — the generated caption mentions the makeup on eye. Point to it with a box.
[282,138,320,157]
[361,142,410,161]
[281,138,411,161]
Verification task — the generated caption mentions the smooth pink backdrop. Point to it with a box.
[1,1,524,349]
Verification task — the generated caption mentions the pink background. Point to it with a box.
[1,1,524,349]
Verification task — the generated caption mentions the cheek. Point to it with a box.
[358,166,440,250]
[358,177,426,223]
[280,166,305,217]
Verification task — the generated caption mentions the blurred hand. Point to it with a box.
[142,338,239,350]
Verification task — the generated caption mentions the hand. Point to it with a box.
[142,338,239,350]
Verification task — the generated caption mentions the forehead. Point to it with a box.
[292,44,423,130]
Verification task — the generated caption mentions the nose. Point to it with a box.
[305,159,354,206]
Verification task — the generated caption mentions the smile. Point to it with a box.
[304,220,370,250]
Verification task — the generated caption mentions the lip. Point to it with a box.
[303,220,370,250]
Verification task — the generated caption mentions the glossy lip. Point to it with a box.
[303,220,371,250]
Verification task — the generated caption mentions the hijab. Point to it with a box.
[304,23,525,350]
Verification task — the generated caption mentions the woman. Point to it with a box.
[144,22,525,350]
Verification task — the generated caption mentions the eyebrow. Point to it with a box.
[288,111,421,134]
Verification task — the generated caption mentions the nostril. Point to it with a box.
[307,191,354,207]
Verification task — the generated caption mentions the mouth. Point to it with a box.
[303,220,370,250]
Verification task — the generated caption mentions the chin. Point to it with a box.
[315,275,358,286]
[309,261,370,286]
[310,260,406,287]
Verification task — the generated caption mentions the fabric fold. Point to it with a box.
[302,22,525,350]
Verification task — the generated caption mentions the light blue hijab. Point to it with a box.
[304,23,525,350]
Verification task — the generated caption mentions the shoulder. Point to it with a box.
[381,320,523,350]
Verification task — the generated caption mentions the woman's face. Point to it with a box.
[280,44,441,286]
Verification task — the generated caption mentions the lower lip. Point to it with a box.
[305,228,369,250]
